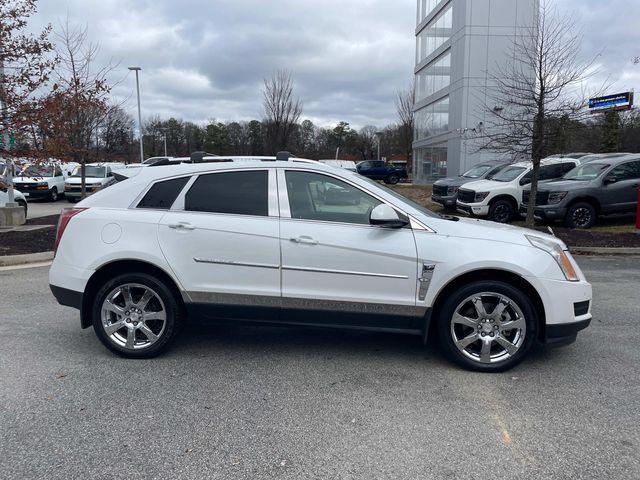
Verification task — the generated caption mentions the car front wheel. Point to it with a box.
[17,199,28,218]
[488,199,514,223]
[49,187,58,202]
[565,202,596,229]
[92,273,183,358]
[435,281,537,372]
[384,174,400,185]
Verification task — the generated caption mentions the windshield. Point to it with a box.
[72,166,107,178]
[563,163,610,181]
[18,165,53,177]
[491,166,527,182]
[461,164,493,179]
[358,176,440,218]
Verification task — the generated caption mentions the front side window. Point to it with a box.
[138,176,190,210]
[462,164,493,179]
[609,161,640,181]
[564,163,609,181]
[185,170,268,216]
[285,171,381,225]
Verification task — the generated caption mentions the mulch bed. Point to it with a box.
[538,227,640,248]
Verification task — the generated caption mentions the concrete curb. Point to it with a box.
[571,246,640,255]
[0,251,54,267]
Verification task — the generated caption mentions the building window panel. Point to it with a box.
[414,142,448,182]
[415,51,451,101]
[416,2,452,64]
[414,96,449,141]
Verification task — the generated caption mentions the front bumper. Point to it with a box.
[519,204,568,221]
[456,202,489,217]
[546,318,591,346]
[431,194,457,208]
[14,188,51,199]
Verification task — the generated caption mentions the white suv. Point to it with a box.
[49,157,592,372]
[456,158,580,223]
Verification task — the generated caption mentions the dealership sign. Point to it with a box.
[588,92,634,113]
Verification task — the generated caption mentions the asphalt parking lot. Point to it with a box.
[1,256,639,479]
[26,198,73,219]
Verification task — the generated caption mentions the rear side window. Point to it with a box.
[610,161,640,181]
[185,170,268,216]
[137,176,189,210]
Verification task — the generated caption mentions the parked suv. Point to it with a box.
[49,157,592,372]
[432,161,508,209]
[456,158,580,223]
[64,163,121,202]
[521,155,640,228]
[13,163,66,201]
[356,160,408,184]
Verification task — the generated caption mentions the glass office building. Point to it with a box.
[413,0,538,183]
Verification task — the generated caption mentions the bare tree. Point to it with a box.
[41,17,120,198]
[262,70,302,153]
[480,0,601,227]
[395,82,415,171]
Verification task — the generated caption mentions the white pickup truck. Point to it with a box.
[64,163,123,202]
[13,163,67,202]
[456,158,581,223]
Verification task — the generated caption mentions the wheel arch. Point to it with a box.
[489,194,518,209]
[567,196,600,214]
[424,268,546,344]
[80,259,185,329]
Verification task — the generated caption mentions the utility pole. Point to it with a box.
[128,67,144,163]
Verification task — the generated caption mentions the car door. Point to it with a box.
[157,168,281,320]
[277,168,420,329]
[601,160,640,213]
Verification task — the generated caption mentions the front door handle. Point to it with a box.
[168,222,196,231]
[290,236,319,246]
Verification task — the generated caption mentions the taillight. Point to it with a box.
[54,208,88,256]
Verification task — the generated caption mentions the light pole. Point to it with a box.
[375,131,383,161]
[128,66,144,163]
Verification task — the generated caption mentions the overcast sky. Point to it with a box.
[30,0,640,129]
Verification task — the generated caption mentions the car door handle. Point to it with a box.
[290,236,318,245]
[168,222,196,231]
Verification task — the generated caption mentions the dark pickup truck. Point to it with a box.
[356,161,408,184]
[521,154,640,228]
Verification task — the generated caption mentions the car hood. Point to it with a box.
[459,179,512,192]
[534,179,593,192]
[434,177,478,188]
[13,176,52,183]
[425,215,566,249]
[65,177,106,185]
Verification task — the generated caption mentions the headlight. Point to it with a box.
[548,192,568,204]
[526,235,579,281]
[447,186,459,195]
[475,192,490,202]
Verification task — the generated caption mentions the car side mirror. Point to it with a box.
[604,175,617,185]
[370,204,408,229]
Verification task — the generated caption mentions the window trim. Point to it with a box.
[276,167,423,230]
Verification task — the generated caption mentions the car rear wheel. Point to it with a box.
[488,199,515,223]
[565,202,596,229]
[92,273,183,358]
[49,187,58,202]
[385,174,400,185]
[435,281,537,372]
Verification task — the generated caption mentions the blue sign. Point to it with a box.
[588,92,633,113]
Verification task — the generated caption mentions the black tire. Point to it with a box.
[49,187,58,202]
[565,202,596,229]
[17,199,28,219]
[385,174,400,185]
[435,280,537,372]
[92,272,183,358]
[488,199,515,223]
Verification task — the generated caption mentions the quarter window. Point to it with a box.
[138,176,190,210]
[185,170,268,216]
[285,171,381,225]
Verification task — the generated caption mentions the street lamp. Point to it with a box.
[375,131,383,161]
[128,66,144,163]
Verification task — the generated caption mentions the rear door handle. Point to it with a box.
[290,236,318,245]
[168,222,196,231]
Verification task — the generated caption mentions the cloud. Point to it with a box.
[30,0,640,129]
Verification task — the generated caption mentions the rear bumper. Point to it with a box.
[50,284,83,310]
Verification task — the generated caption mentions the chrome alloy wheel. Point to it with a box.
[450,292,526,364]
[101,283,167,350]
